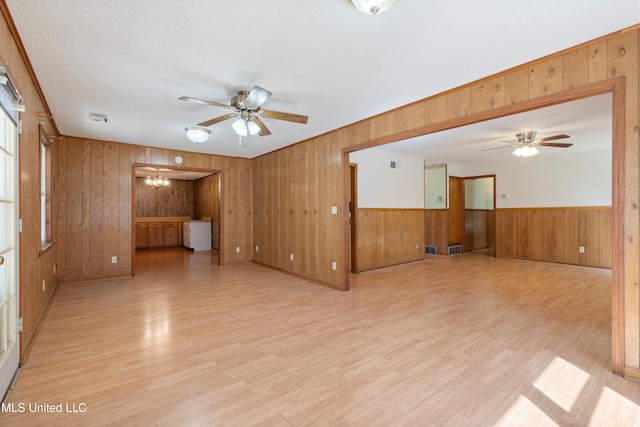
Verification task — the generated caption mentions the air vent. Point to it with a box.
[425,246,437,255]
[448,245,462,256]
[89,112,108,122]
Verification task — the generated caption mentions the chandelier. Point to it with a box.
[145,170,170,188]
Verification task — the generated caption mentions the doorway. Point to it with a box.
[340,79,623,373]
[462,175,495,254]
[131,163,224,275]
[349,163,357,273]
[0,74,19,399]
[448,176,464,249]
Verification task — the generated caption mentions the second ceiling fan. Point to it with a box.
[483,131,573,156]
[180,85,308,137]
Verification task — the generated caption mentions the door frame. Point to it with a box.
[130,163,224,275]
[349,163,358,273]
[461,174,496,254]
[340,78,625,374]
[448,175,464,248]
[0,72,20,399]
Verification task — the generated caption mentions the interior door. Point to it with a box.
[0,73,20,399]
[448,176,464,246]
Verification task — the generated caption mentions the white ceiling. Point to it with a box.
[5,1,639,160]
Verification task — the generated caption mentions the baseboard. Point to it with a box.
[251,260,342,291]
[624,367,640,383]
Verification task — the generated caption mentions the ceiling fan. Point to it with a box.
[483,131,573,159]
[180,85,308,138]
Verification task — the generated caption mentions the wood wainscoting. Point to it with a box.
[425,209,448,255]
[355,208,425,272]
[464,209,495,252]
[495,207,612,269]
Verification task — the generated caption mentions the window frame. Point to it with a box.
[39,126,53,252]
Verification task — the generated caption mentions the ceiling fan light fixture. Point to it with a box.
[232,118,260,136]
[185,126,211,143]
[350,0,395,15]
[513,145,539,158]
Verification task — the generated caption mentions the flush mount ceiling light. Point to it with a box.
[185,126,211,143]
[350,0,396,15]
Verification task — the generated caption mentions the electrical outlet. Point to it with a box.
[416,243,419,249]
[290,253,294,261]
[42,280,45,292]
[579,246,585,253]
[236,247,240,253]
[332,261,337,270]
[53,264,57,274]
[111,256,117,264]
[255,245,259,252]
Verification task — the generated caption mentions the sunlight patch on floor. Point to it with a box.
[493,396,558,427]
[533,356,590,412]
[589,386,640,426]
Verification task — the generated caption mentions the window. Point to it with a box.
[40,127,52,249]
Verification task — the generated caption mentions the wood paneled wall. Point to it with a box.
[464,209,495,252]
[1,6,59,363]
[424,209,448,255]
[251,26,637,374]
[355,208,425,272]
[3,0,640,376]
[58,138,252,281]
[194,174,221,250]
[252,138,345,286]
[495,207,611,269]
[135,177,195,218]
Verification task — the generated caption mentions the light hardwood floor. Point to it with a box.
[2,248,640,426]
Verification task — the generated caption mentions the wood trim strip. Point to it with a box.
[496,206,612,211]
[0,1,60,135]
[611,76,625,376]
[343,78,625,154]
[358,208,426,212]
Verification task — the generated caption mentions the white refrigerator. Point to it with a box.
[183,220,212,251]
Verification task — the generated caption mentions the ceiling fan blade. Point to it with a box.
[244,86,272,109]
[250,116,272,137]
[481,144,515,152]
[198,113,238,127]
[261,109,309,124]
[538,142,573,148]
[539,134,570,142]
[179,96,235,110]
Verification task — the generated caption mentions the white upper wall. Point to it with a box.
[349,148,424,209]
[465,177,494,210]
[457,148,612,208]
[352,146,611,209]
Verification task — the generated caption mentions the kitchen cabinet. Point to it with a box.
[135,218,185,249]
[135,222,149,249]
